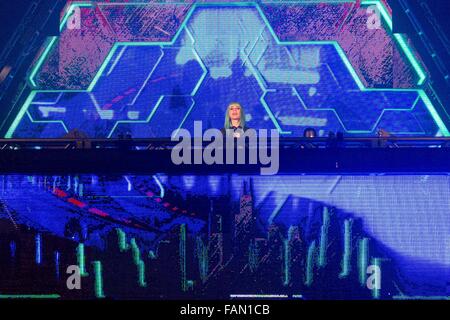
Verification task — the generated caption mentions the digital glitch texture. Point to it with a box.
[0,1,449,300]
[6,1,448,138]
[0,174,449,299]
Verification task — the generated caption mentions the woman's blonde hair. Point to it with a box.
[224,102,246,129]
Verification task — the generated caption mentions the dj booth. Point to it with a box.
[1,137,450,174]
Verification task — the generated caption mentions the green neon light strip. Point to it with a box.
[29,37,57,87]
[305,240,316,287]
[26,111,69,134]
[130,238,141,265]
[186,26,208,96]
[116,228,129,252]
[137,260,147,287]
[129,237,148,287]
[295,41,447,135]
[394,34,426,85]
[283,239,290,286]
[0,294,60,299]
[152,174,165,198]
[87,44,122,92]
[339,219,352,278]
[318,207,330,268]
[371,257,381,299]
[263,0,356,3]
[6,91,36,138]
[92,261,105,298]
[174,98,196,136]
[180,224,187,292]
[128,47,164,105]
[9,1,447,138]
[358,237,369,286]
[419,91,449,136]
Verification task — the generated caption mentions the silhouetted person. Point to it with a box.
[301,127,317,148]
[373,128,398,148]
[117,131,133,150]
[63,129,90,149]
[326,131,337,148]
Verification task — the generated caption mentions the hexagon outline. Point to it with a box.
[7,1,448,138]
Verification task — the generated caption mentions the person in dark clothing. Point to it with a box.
[300,127,317,148]
[220,102,250,138]
[220,102,256,158]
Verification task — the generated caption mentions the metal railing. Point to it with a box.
[0,137,450,150]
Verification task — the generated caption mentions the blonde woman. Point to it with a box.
[221,102,249,138]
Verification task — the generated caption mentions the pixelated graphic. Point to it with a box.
[5,1,448,138]
[0,174,449,299]
[1,0,450,304]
